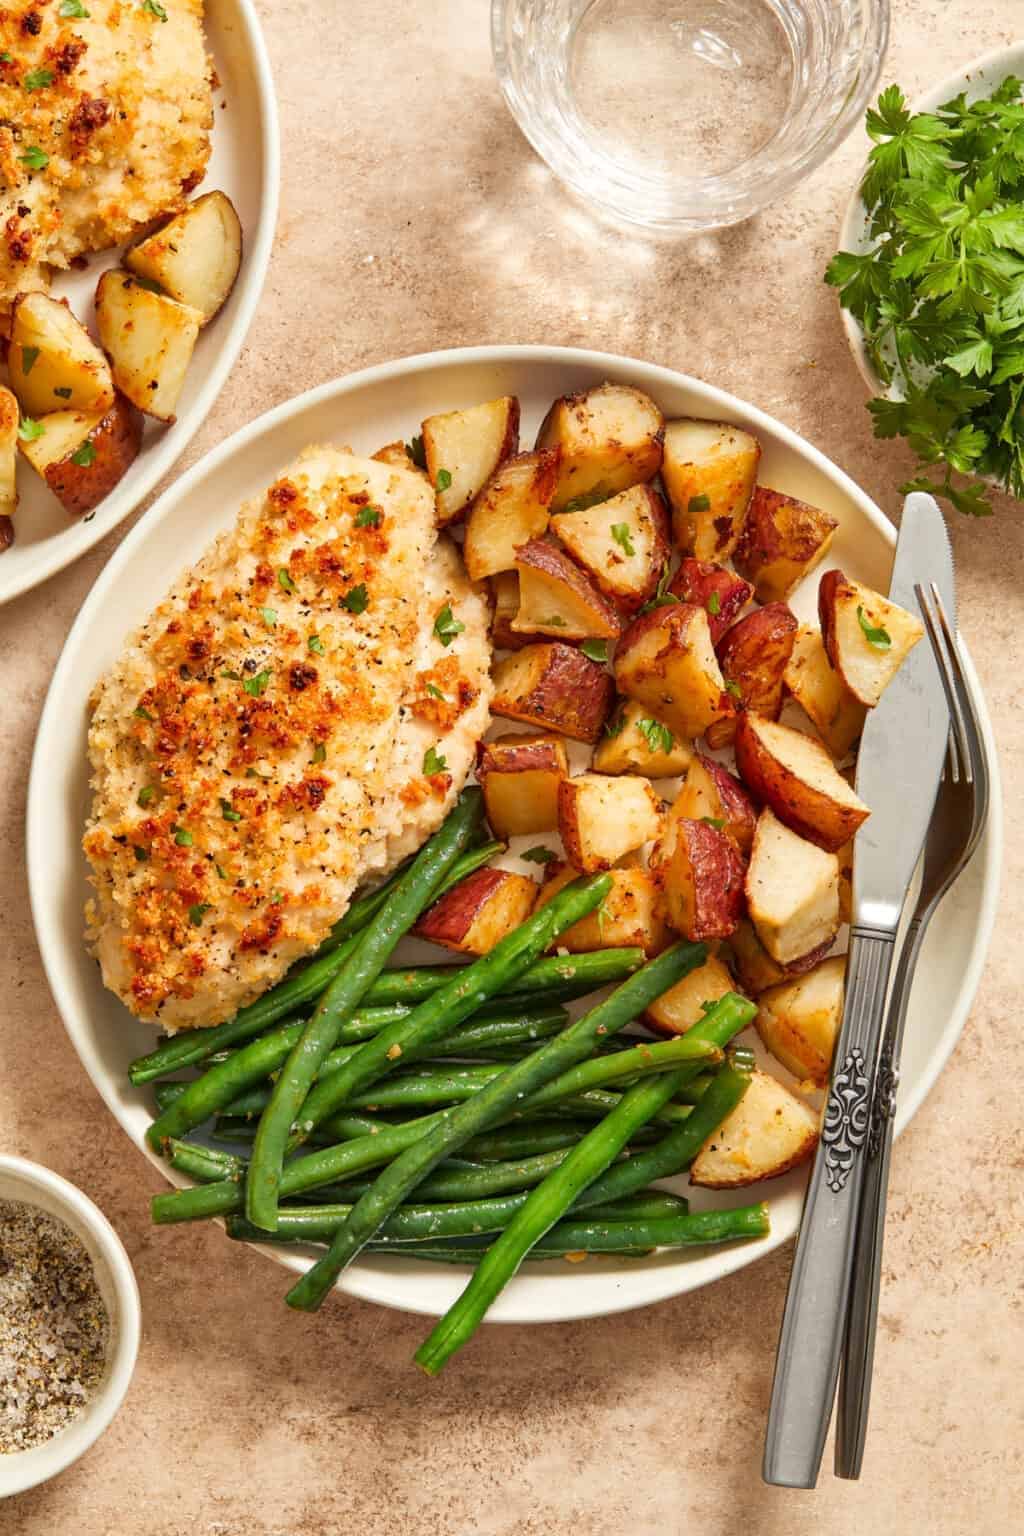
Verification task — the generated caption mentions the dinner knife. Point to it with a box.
[762,492,953,1489]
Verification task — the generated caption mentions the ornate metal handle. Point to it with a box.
[763,926,896,1489]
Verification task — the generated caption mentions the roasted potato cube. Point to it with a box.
[733,486,838,602]
[668,557,753,644]
[95,270,203,423]
[10,292,115,417]
[644,953,737,1037]
[673,753,757,857]
[463,448,559,579]
[0,386,17,522]
[477,733,568,838]
[735,713,869,853]
[413,866,536,955]
[651,814,745,941]
[512,539,622,641]
[536,382,664,511]
[125,191,243,324]
[756,954,845,1087]
[746,809,839,965]
[491,642,614,742]
[660,418,760,560]
[550,483,670,611]
[705,602,799,749]
[726,918,833,996]
[538,862,670,955]
[489,571,527,650]
[18,394,144,518]
[592,699,693,779]
[689,1068,819,1187]
[421,395,520,526]
[818,568,925,708]
[558,772,663,873]
[784,624,866,758]
[614,603,730,741]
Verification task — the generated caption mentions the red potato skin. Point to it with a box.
[656,818,746,941]
[621,487,672,611]
[412,867,532,949]
[733,713,869,853]
[477,736,566,777]
[695,754,758,857]
[491,642,614,742]
[46,393,144,517]
[513,538,622,638]
[707,603,799,749]
[669,558,753,645]
[733,487,838,596]
[817,567,849,673]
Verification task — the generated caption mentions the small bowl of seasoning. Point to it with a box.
[0,1156,140,1498]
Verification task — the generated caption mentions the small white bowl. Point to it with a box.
[0,1156,140,1499]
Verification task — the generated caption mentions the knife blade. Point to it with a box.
[763,492,953,1489]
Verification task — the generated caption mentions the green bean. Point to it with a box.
[459,1121,602,1160]
[166,1139,245,1184]
[284,942,709,1311]
[308,1148,580,1204]
[360,948,645,1011]
[286,876,612,1151]
[246,790,484,1230]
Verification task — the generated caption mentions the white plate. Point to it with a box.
[26,346,1003,1324]
[0,0,279,607]
[838,45,1024,398]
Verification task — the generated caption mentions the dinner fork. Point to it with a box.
[835,582,991,1479]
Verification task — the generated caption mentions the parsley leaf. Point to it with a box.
[242,669,272,697]
[561,485,610,514]
[435,468,452,493]
[60,0,91,15]
[132,706,154,721]
[17,417,44,442]
[700,816,725,830]
[220,798,242,822]
[610,522,635,556]
[24,68,53,90]
[137,785,156,806]
[354,504,382,528]
[724,679,742,700]
[433,603,465,646]
[522,845,556,864]
[422,746,447,775]
[18,147,48,171]
[71,441,96,467]
[688,493,711,513]
[21,346,40,374]
[425,682,445,699]
[173,826,193,847]
[636,717,674,755]
[188,903,212,927]
[277,566,296,593]
[134,845,149,862]
[307,633,325,654]
[142,0,168,17]
[259,606,277,628]
[707,590,721,617]
[341,584,368,615]
[856,604,892,650]
[406,434,426,469]
[580,639,608,663]
[639,566,680,614]
[311,742,327,764]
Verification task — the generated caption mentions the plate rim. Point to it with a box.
[26,344,1004,1323]
[0,0,282,608]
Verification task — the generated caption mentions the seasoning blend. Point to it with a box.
[0,1198,109,1455]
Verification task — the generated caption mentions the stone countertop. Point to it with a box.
[2,1,1021,1531]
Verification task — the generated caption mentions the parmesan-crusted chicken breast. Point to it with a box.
[83,448,491,1031]
[0,0,212,316]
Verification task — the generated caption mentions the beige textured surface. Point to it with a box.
[2,1,1022,1529]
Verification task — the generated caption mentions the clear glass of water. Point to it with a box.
[492,0,890,231]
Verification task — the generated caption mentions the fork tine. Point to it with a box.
[916,583,967,785]
[929,583,982,789]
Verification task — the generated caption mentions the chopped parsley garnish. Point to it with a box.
[242,669,272,697]
[422,746,448,775]
[71,441,96,467]
[216,864,229,880]
[639,567,680,614]
[522,845,556,864]
[259,606,277,628]
[706,590,721,617]
[137,785,156,807]
[688,493,711,514]
[133,845,149,862]
[857,605,892,650]
[17,417,44,442]
[311,742,327,764]
[701,816,725,830]
[611,522,635,557]
[132,706,154,721]
[24,68,54,91]
[220,669,241,681]
[173,826,193,847]
[54,386,72,399]
[277,566,296,593]
[60,0,91,14]
[562,485,610,515]
[724,679,742,700]
[271,889,284,905]
[307,633,325,654]
[246,766,272,780]
[18,147,48,171]
[0,52,10,61]
[220,798,242,822]
[341,583,368,615]
[603,710,626,738]
[580,639,608,663]
[142,0,168,17]
[354,505,382,528]
[636,717,674,755]
[433,603,465,646]
[188,903,212,927]
[406,434,426,469]
[435,468,452,493]
[21,346,40,374]
[425,682,445,700]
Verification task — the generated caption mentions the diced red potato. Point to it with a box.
[672,754,757,858]
[726,918,834,996]
[491,642,614,743]
[689,1068,819,1188]
[557,771,663,873]
[17,393,144,517]
[644,954,738,1037]
[613,603,731,741]
[732,486,838,603]
[705,602,799,749]
[818,568,925,708]
[745,809,840,965]
[549,484,670,612]
[476,733,568,839]
[537,862,671,956]
[660,418,761,560]
[651,814,745,942]
[668,557,753,644]
[421,395,520,527]
[94,270,203,422]
[489,572,527,650]
[125,190,243,324]
[9,291,115,416]
[734,713,869,853]
[592,699,693,779]
[412,866,537,956]
[536,382,664,512]
[783,623,866,759]
[463,448,560,580]
[511,539,622,641]
[755,954,846,1087]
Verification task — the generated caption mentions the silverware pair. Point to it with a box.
[762,494,990,1487]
